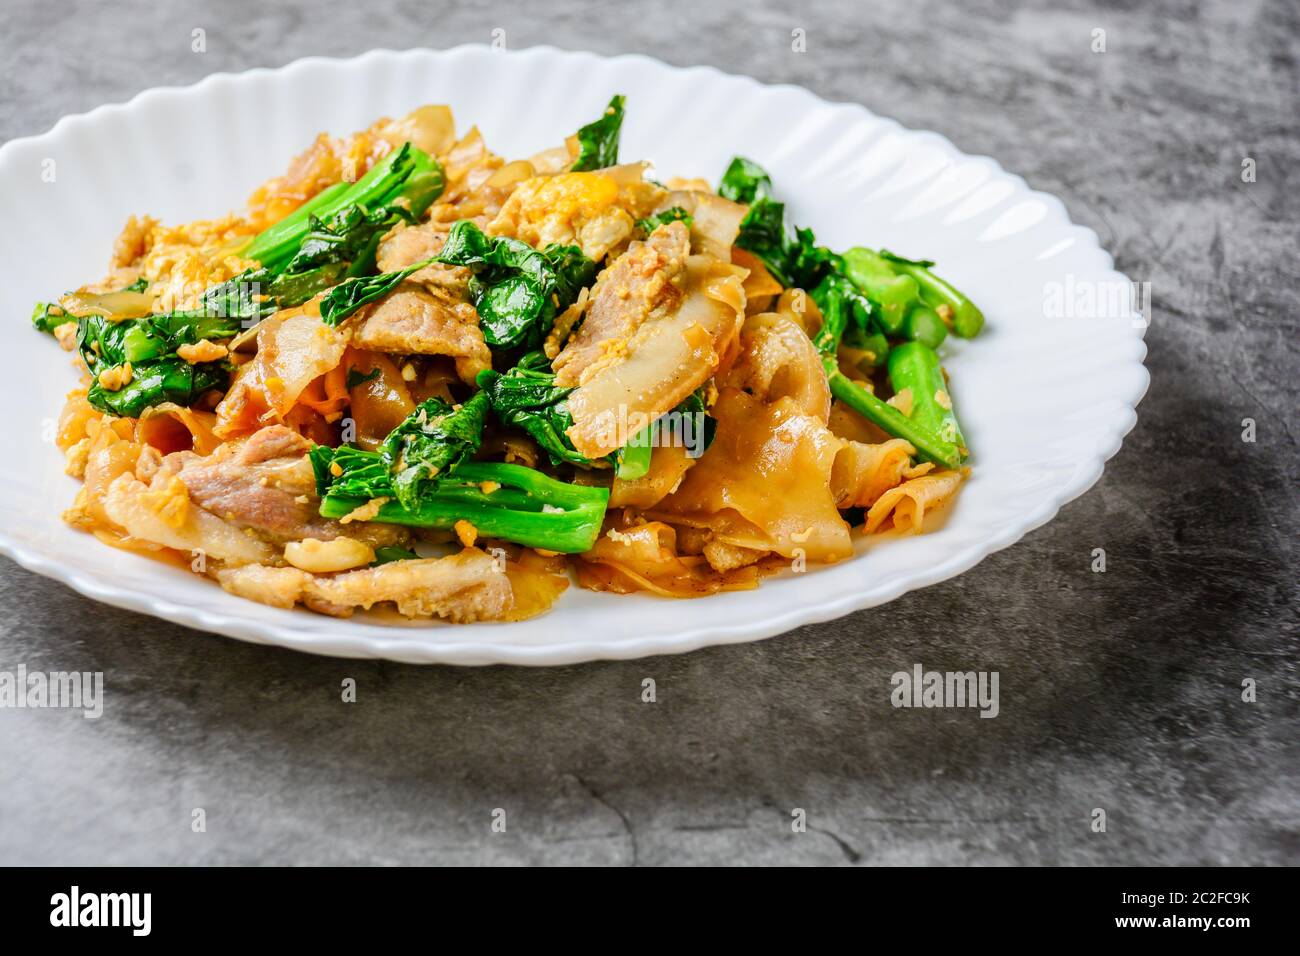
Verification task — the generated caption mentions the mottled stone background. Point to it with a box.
[0,0,1295,865]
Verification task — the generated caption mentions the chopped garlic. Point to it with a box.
[454,519,478,548]
[284,536,375,573]
[887,387,914,417]
[176,339,229,363]
[53,323,78,351]
[339,497,389,523]
[96,362,134,392]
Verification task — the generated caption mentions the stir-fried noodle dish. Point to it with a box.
[35,96,984,623]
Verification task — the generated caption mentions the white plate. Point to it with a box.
[0,46,1148,665]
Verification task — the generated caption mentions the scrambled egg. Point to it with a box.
[488,170,662,262]
[133,215,258,312]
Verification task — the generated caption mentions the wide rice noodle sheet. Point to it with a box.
[215,301,349,438]
[831,438,932,509]
[609,444,694,509]
[343,349,415,450]
[863,470,965,535]
[659,189,747,260]
[648,389,852,562]
[721,311,831,422]
[136,403,222,456]
[576,521,760,597]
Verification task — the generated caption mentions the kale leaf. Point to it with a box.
[635,206,693,235]
[717,156,773,204]
[310,392,490,511]
[719,155,834,289]
[476,353,593,467]
[245,143,444,268]
[321,220,596,351]
[570,95,626,172]
[85,357,229,419]
[379,391,490,509]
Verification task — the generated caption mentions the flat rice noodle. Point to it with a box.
[575,521,760,597]
[378,104,457,157]
[281,404,337,447]
[217,547,513,621]
[214,301,349,438]
[440,126,503,204]
[648,389,852,562]
[774,287,823,338]
[137,403,222,456]
[527,145,573,175]
[828,398,890,444]
[502,550,571,621]
[295,363,349,419]
[609,444,695,509]
[830,438,932,509]
[62,417,146,533]
[732,247,784,314]
[56,388,99,451]
[721,311,831,422]
[102,471,275,566]
[346,350,415,450]
[662,190,747,259]
[863,470,965,535]
[455,159,537,219]
[407,356,459,406]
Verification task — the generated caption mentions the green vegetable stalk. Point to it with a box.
[713,157,978,469]
[886,341,966,452]
[31,301,72,333]
[813,275,964,469]
[477,354,594,467]
[842,247,985,341]
[613,426,653,481]
[239,181,349,268]
[315,459,610,554]
[840,248,918,336]
[881,250,985,339]
[244,143,444,268]
[322,392,488,510]
[306,385,605,554]
[311,388,608,552]
[827,371,963,470]
[50,144,446,419]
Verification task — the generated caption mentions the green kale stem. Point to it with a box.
[840,248,917,336]
[825,362,964,470]
[243,143,444,268]
[886,341,966,451]
[318,461,610,554]
[813,266,966,468]
[614,426,653,480]
[878,250,985,339]
[242,181,350,268]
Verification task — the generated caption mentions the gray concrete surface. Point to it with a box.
[0,0,1296,865]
